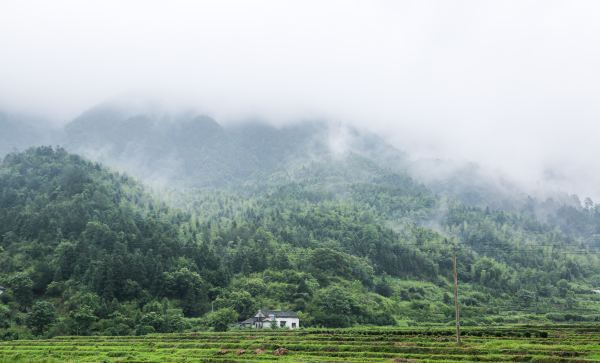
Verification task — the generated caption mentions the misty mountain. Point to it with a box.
[61,104,408,189]
[57,103,600,247]
[64,106,320,186]
[61,105,584,215]
[0,103,593,234]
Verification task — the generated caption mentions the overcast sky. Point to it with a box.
[1,1,600,199]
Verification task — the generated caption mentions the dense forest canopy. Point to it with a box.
[1,112,600,338]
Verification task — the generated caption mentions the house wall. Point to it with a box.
[254,317,300,329]
[274,317,300,329]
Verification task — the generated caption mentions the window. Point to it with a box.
[280,320,287,327]
[292,322,297,328]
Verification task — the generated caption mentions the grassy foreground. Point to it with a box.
[1,325,599,362]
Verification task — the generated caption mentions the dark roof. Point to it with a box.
[260,310,298,318]
[239,317,257,325]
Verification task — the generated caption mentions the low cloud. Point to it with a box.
[1,0,600,198]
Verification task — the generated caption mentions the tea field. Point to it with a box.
[1,325,599,362]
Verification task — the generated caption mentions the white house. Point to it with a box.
[238,309,300,329]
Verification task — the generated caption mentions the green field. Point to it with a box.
[1,325,599,362]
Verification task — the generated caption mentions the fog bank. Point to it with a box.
[1,1,600,198]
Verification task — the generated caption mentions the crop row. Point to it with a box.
[1,326,599,362]
[0,349,591,363]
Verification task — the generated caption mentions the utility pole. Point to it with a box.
[452,249,461,345]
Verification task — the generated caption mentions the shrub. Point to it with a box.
[135,325,155,335]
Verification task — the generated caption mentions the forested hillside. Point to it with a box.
[1,147,599,339]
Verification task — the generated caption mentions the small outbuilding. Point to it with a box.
[238,309,299,329]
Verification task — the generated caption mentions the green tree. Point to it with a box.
[0,304,10,328]
[26,301,56,335]
[7,273,34,309]
[163,267,210,316]
[374,277,393,297]
[202,308,238,332]
[214,290,255,318]
[69,305,97,335]
[557,279,570,298]
[310,285,360,327]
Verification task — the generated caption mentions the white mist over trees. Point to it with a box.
[1,0,600,198]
